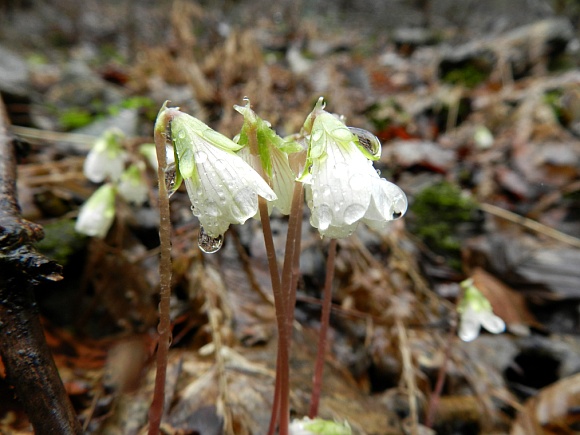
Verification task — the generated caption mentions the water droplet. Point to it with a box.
[312,130,324,142]
[316,204,332,231]
[348,127,381,158]
[178,130,186,139]
[195,150,208,164]
[164,163,178,197]
[344,203,366,225]
[214,159,226,170]
[376,169,381,176]
[205,201,220,217]
[348,175,366,191]
[198,227,224,253]
[321,185,331,198]
[190,205,201,217]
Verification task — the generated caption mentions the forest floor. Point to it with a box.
[1,1,580,434]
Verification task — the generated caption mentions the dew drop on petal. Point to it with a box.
[348,175,366,191]
[205,201,220,217]
[198,227,224,253]
[348,127,382,158]
[190,205,201,217]
[178,130,185,139]
[343,203,366,225]
[195,150,208,164]
[164,163,178,198]
[316,204,332,231]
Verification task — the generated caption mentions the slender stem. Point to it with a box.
[308,238,338,418]
[148,111,175,435]
[245,122,289,435]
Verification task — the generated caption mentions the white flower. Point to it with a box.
[139,143,175,170]
[458,279,505,342]
[167,109,277,238]
[234,99,300,216]
[300,98,407,238]
[290,417,351,435]
[75,183,116,238]
[118,164,148,206]
[83,128,127,183]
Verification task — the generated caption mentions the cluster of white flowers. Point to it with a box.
[160,97,407,246]
[76,128,153,238]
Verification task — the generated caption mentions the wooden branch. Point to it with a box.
[0,96,82,434]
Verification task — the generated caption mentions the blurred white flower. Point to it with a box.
[167,109,277,238]
[300,98,407,238]
[289,417,351,435]
[139,143,175,170]
[458,279,505,342]
[118,164,148,206]
[75,183,116,238]
[83,128,127,183]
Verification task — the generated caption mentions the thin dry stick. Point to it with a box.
[396,317,419,435]
[148,112,175,435]
[480,202,580,249]
[308,238,338,418]
[425,316,458,428]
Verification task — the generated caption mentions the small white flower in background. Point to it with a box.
[118,164,148,206]
[164,108,277,239]
[300,97,407,238]
[83,128,127,183]
[458,278,505,342]
[75,183,116,238]
[139,143,175,170]
[289,417,351,435]
[473,125,494,149]
[234,99,300,216]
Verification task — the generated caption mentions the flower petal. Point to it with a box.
[184,136,276,238]
[458,307,481,342]
[480,312,506,334]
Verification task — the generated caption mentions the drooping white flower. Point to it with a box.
[118,164,148,206]
[75,183,116,238]
[458,279,505,342]
[289,417,351,435]
[165,108,277,239]
[83,128,127,183]
[300,98,407,238]
[234,99,300,215]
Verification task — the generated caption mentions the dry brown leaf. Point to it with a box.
[472,267,538,335]
[511,372,580,435]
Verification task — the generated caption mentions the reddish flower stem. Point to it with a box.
[308,238,338,418]
[148,108,177,435]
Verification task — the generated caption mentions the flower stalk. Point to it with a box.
[148,104,176,435]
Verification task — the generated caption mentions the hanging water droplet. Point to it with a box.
[349,127,382,159]
[316,203,333,231]
[198,227,224,253]
[164,163,178,198]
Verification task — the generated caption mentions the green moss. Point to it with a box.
[35,219,87,266]
[59,109,95,129]
[410,182,479,269]
[441,63,489,88]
